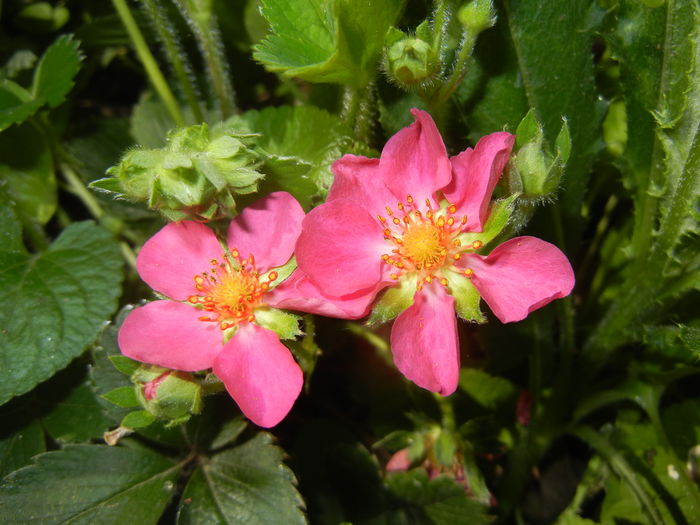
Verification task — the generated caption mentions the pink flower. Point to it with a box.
[295,109,575,395]
[119,191,321,427]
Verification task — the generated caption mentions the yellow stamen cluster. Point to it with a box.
[378,195,480,289]
[188,250,277,330]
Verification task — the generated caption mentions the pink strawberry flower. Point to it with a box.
[118,191,339,428]
[295,109,575,395]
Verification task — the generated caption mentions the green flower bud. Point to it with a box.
[132,365,203,426]
[509,110,570,199]
[384,28,440,89]
[93,123,264,221]
[458,0,496,35]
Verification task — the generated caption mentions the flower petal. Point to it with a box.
[267,270,383,319]
[118,300,221,371]
[390,284,460,395]
[327,155,396,218]
[213,323,303,428]
[227,191,305,272]
[379,109,451,205]
[464,236,575,323]
[444,132,515,232]
[296,199,387,297]
[137,221,224,300]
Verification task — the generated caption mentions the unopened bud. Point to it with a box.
[132,365,203,426]
[458,0,496,35]
[509,110,570,199]
[384,27,440,90]
[93,124,263,221]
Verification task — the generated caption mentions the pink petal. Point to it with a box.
[464,236,575,323]
[327,155,396,218]
[390,284,460,395]
[118,300,221,371]
[444,132,515,232]
[213,323,303,428]
[386,449,412,472]
[267,270,383,319]
[137,221,224,301]
[296,199,387,297]
[227,192,305,272]
[379,109,451,205]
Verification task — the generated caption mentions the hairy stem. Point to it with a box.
[112,0,186,126]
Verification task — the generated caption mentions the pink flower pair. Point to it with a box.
[119,109,574,427]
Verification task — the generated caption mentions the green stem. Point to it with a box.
[341,83,375,146]
[433,393,456,431]
[139,0,204,122]
[60,162,105,219]
[112,0,186,126]
[432,32,476,109]
[174,0,236,118]
[573,425,666,525]
[431,0,452,61]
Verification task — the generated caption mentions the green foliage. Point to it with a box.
[254,0,403,87]
[0,445,181,523]
[0,122,56,225]
[0,215,123,406]
[177,433,306,524]
[385,470,489,524]
[0,34,82,131]
[227,105,357,203]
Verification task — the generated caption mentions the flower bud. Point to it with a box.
[458,0,496,35]
[508,110,570,199]
[93,124,264,221]
[132,365,203,426]
[384,28,440,89]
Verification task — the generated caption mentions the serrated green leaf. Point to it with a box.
[254,0,402,87]
[0,221,123,405]
[459,368,517,409]
[177,432,306,524]
[0,444,180,523]
[0,122,56,224]
[32,34,82,108]
[228,105,356,198]
[102,386,140,408]
[108,354,140,376]
[121,410,156,429]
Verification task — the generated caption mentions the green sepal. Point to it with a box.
[120,410,156,429]
[367,275,418,326]
[457,193,519,248]
[102,386,140,408]
[515,109,540,148]
[108,355,140,376]
[254,308,302,340]
[510,111,571,198]
[434,430,458,468]
[265,257,297,290]
[443,271,484,323]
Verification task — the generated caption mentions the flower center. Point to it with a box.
[188,249,277,330]
[378,195,482,289]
